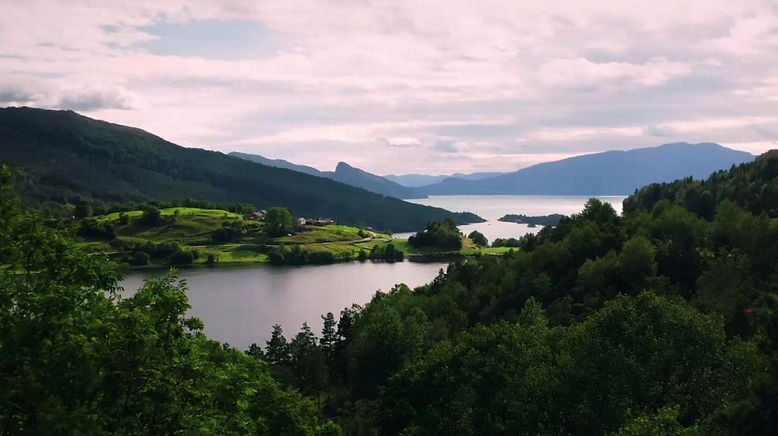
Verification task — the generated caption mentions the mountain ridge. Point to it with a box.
[419,142,755,195]
[229,152,425,199]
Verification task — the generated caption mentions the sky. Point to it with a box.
[1,0,778,175]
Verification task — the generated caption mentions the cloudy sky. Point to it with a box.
[2,0,778,174]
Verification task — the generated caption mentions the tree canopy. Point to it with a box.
[0,165,335,434]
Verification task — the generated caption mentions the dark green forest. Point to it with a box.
[0,107,481,232]
[3,149,778,434]
[256,153,778,434]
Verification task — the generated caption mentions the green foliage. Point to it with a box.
[492,237,521,247]
[169,249,195,266]
[408,219,462,250]
[139,204,163,226]
[368,242,404,261]
[0,169,328,434]
[265,207,294,237]
[624,152,778,218]
[467,230,488,246]
[379,294,764,435]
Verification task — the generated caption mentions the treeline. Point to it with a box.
[268,243,404,266]
[256,152,778,433]
[0,166,338,434]
[624,151,778,218]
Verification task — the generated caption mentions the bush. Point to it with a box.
[139,205,163,227]
[169,249,194,266]
[468,230,488,246]
[268,249,286,265]
[309,251,336,264]
[77,218,116,240]
[129,251,150,266]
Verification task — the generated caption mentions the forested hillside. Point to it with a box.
[624,150,778,218]
[0,107,479,231]
[255,151,778,434]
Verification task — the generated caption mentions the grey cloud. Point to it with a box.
[382,137,421,148]
[432,140,458,153]
[644,125,676,137]
[57,88,134,111]
[0,89,37,104]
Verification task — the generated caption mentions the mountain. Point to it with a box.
[419,142,755,195]
[0,107,482,231]
[327,162,425,199]
[228,151,321,176]
[229,152,425,199]
[384,172,503,187]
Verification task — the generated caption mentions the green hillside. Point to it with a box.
[0,107,482,231]
[77,206,505,268]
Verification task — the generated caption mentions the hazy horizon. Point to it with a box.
[2,1,778,174]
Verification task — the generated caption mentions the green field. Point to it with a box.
[98,207,241,223]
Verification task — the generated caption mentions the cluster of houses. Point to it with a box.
[243,210,335,232]
[295,217,336,231]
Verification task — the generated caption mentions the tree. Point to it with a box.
[289,323,327,395]
[139,204,163,226]
[265,324,290,366]
[468,230,488,246]
[321,312,338,360]
[246,343,265,360]
[265,207,294,237]
[73,198,92,218]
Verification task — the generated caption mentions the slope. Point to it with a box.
[0,107,481,231]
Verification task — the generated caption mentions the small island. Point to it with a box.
[498,213,567,227]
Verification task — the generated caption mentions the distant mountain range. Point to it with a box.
[417,142,755,195]
[384,172,503,187]
[0,107,482,231]
[230,152,425,199]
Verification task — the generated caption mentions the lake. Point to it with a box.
[122,194,626,349]
[121,261,447,349]
[397,195,627,241]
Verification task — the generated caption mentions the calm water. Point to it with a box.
[121,261,447,348]
[396,195,627,241]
